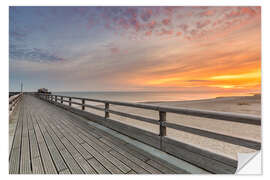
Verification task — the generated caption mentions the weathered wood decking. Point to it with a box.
[9,95,187,174]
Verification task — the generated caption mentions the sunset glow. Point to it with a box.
[9,6,261,97]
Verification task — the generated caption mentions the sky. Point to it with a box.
[9,6,261,95]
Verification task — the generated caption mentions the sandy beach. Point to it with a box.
[76,94,261,160]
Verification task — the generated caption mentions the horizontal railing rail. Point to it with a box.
[36,93,261,151]
[9,93,23,114]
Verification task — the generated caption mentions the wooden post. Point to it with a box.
[69,97,71,106]
[82,99,85,110]
[61,97,63,104]
[105,102,109,118]
[55,95,57,103]
[159,111,166,151]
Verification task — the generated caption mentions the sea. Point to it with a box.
[52,91,254,104]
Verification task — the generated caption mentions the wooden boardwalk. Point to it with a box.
[9,95,186,174]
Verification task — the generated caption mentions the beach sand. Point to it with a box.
[76,94,261,160]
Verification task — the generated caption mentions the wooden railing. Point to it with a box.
[36,93,261,173]
[9,93,23,114]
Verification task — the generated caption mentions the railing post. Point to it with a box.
[159,111,166,151]
[105,102,109,118]
[55,95,57,103]
[82,99,85,110]
[61,97,63,104]
[69,97,71,106]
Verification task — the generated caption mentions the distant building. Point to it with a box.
[37,88,51,94]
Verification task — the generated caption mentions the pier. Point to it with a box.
[9,93,261,174]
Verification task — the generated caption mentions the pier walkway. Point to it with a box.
[9,95,188,174]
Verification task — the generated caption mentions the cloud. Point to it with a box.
[162,18,171,25]
[176,32,182,36]
[10,47,65,62]
[145,30,152,36]
[140,8,152,22]
[110,47,119,54]
[9,6,261,92]
[159,29,174,36]
[196,20,211,29]
[199,9,216,17]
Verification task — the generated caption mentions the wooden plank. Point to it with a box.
[99,138,162,174]
[28,130,40,158]
[88,158,110,174]
[60,137,95,174]
[81,142,123,174]
[59,148,84,174]
[28,110,45,174]
[9,101,21,155]
[59,168,71,174]
[146,159,175,174]
[50,112,111,151]
[36,137,58,174]
[60,113,102,139]
[51,115,132,174]
[20,136,32,174]
[9,103,23,174]
[47,118,94,161]
[36,115,68,172]
[20,107,32,174]
[127,170,137,174]
[100,136,150,162]
[39,113,91,174]
[85,140,131,173]
[32,157,45,174]
[109,150,149,174]
[40,111,96,174]
[31,114,58,174]
[9,148,21,174]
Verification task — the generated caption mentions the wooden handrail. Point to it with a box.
[9,93,23,114]
[37,93,261,124]
[36,93,261,151]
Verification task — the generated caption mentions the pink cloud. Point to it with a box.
[240,7,257,16]
[162,18,171,26]
[145,30,152,36]
[226,9,241,18]
[147,20,156,29]
[159,29,174,36]
[179,24,189,32]
[176,32,182,36]
[199,9,216,17]
[196,20,211,29]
